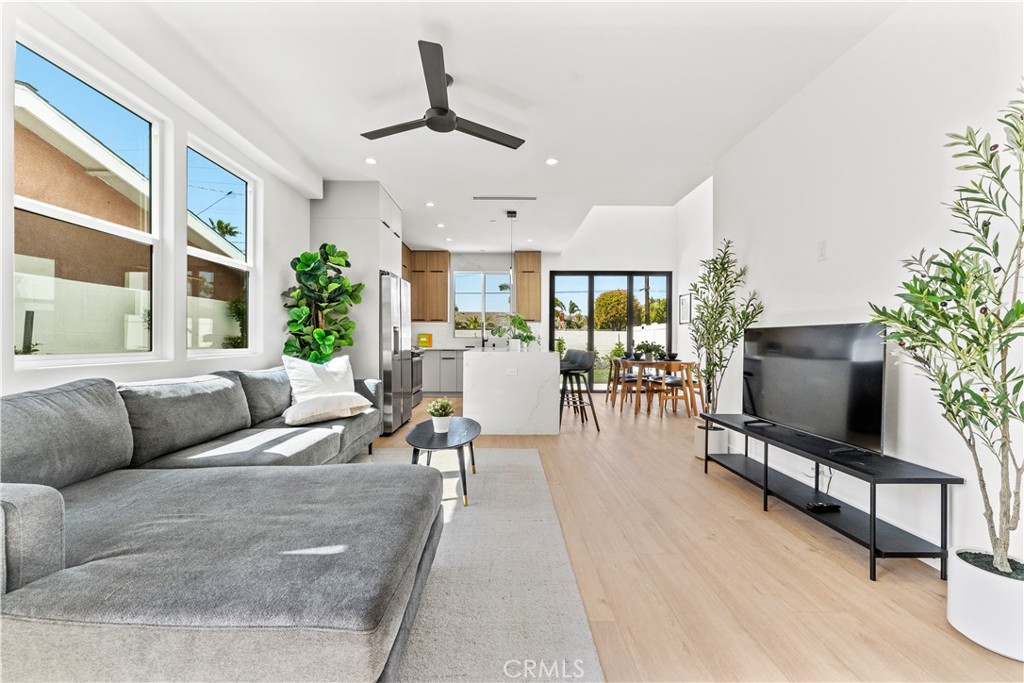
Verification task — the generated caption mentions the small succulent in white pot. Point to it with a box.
[427,398,455,433]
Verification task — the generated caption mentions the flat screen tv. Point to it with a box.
[742,323,885,453]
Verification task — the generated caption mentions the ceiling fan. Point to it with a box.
[361,41,525,150]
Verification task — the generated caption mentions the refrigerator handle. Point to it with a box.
[393,326,400,354]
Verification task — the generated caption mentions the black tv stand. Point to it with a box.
[700,413,964,580]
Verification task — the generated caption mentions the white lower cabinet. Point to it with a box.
[423,350,463,394]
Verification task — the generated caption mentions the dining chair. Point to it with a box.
[605,358,618,403]
[617,357,640,412]
[651,361,690,417]
[687,363,707,415]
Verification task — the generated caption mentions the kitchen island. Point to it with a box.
[462,349,560,435]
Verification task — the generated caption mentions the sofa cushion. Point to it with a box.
[0,379,133,489]
[1,465,443,682]
[233,366,292,425]
[119,374,251,467]
[256,407,381,453]
[137,427,340,469]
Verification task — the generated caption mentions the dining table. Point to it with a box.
[613,358,699,416]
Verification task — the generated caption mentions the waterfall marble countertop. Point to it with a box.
[461,351,560,435]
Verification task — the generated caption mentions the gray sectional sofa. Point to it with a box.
[0,368,442,682]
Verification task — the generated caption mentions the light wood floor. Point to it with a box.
[376,396,1023,682]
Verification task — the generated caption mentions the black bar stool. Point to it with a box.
[559,349,600,432]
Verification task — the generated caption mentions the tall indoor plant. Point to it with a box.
[690,239,764,417]
[283,243,365,363]
[869,89,1023,660]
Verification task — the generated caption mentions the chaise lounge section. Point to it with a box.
[0,372,440,681]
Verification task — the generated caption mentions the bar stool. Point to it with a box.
[559,349,600,431]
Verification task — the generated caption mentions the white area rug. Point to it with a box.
[354,448,604,682]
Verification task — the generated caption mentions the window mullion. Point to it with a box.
[14,195,157,246]
[185,245,250,272]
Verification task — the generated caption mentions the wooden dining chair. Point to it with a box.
[687,363,707,415]
[617,358,640,412]
[657,361,691,417]
[605,358,618,403]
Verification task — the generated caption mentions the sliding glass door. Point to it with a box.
[550,271,672,389]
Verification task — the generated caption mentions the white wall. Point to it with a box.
[543,204,685,352]
[1,4,315,394]
[673,177,714,360]
[713,1,1023,559]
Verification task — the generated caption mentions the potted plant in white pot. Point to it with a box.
[870,89,1024,661]
[427,397,455,434]
[690,240,764,457]
[503,314,536,352]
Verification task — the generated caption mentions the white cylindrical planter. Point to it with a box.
[696,423,728,459]
[947,548,1023,661]
[509,340,522,352]
[432,416,450,433]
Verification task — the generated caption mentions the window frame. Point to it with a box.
[11,38,163,368]
[452,270,513,337]
[547,270,674,388]
[184,136,258,359]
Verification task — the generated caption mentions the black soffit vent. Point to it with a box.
[361,41,526,150]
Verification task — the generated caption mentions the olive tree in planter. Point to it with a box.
[283,243,365,363]
[690,240,764,454]
[870,90,1023,661]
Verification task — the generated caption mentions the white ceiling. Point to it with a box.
[79,1,901,252]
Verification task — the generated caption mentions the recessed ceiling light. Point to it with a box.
[425,201,435,207]
[364,157,377,165]
[527,238,534,242]
[445,238,453,242]
[545,158,559,165]
[436,223,445,228]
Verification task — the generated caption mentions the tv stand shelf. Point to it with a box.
[701,413,964,580]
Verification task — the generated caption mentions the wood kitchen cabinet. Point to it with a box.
[514,251,542,321]
[410,250,450,322]
[401,243,412,281]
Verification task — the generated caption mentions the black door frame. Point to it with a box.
[548,270,673,388]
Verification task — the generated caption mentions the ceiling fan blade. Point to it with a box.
[418,40,449,111]
[456,118,525,150]
[361,118,428,140]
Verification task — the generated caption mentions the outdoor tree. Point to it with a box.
[593,289,642,330]
[207,218,240,239]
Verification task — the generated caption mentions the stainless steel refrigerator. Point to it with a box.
[380,271,412,434]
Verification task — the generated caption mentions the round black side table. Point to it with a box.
[405,416,481,506]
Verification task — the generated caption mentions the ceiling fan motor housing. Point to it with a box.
[426,108,457,133]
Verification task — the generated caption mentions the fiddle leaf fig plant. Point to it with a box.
[283,243,365,363]
[870,88,1024,575]
[690,239,764,415]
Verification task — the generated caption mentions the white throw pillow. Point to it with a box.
[282,355,355,404]
[282,393,373,426]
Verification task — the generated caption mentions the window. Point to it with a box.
[13,43,155,356]
[550,271,672,388]
[185,147,251,350]
[453,272,511,336]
